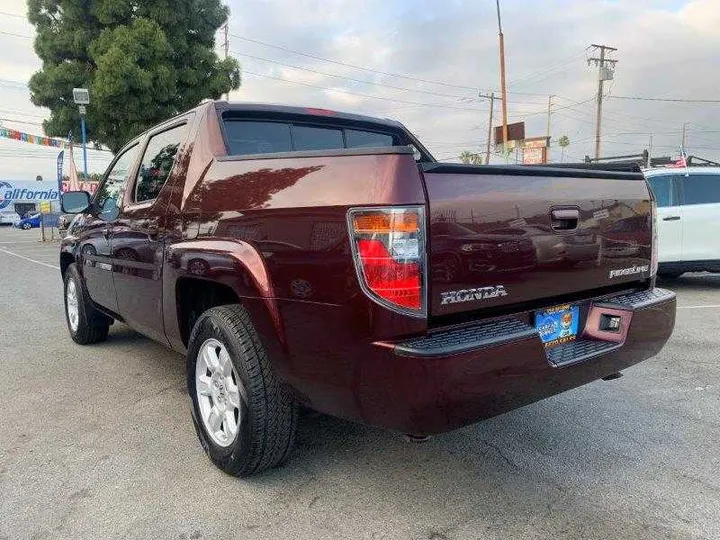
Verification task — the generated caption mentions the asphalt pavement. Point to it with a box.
[0,225,718,540]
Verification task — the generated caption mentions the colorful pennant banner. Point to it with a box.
[0,127,68,148]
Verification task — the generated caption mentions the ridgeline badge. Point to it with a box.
[609,265,649,279]
[440,285,508,305]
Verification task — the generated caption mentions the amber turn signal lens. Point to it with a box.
[352,212,420,234]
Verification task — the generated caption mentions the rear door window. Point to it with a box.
[680,174,720,205]
[134,123,188,203]
[647,175,676,207]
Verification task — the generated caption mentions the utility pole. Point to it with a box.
[546,95,554,139]
[496,0,509,157]
[479,91,495,164]
[546,94,554,163]
[647,134,653,169]
[587,44,618,160]
[681,122,688,150]
[221,22,230,101]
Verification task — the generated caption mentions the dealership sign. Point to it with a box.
[0,181,61,210]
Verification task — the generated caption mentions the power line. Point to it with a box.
[0,107,46,119]
[521,96,596,119]
[241,69,492,112]
[555,95,692,127]
[233,49,551,106]
[609,95,720,104]
[0,117,44,126]
[232,50,477,102]
[0,10,27,19]
[508,49,589,90]
[230,32,548,97]
[0,78,28,86]
[0,30,32,39]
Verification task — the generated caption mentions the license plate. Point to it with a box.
[535,304,580,347]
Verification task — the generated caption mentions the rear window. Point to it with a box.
[681,174,720,205]
[224,121,292,155]
[223,119,398,156]
[346,129,394,148]
[293,125,344,151]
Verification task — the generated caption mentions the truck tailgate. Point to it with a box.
[421,164,652,317]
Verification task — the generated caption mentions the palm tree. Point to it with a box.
[459,150,473,164]
[558,135,570,162]
[459,151,482,165]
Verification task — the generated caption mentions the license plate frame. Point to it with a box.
[535,304,580,347]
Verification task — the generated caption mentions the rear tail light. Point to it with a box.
[347,206,426,317]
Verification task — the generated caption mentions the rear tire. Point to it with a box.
[187,304,297,477]
[63,263,110,344]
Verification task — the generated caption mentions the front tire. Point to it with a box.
[22,222,31,230]
[187,305,297,477]
[64,263,110,344]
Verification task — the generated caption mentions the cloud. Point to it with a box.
[1,0,719,177]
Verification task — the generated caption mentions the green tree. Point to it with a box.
[459,150,482,165]
[558,135,570,162]
[28,0,241,152]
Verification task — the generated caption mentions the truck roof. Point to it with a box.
[644,166,720,176]
[214,100,407,131]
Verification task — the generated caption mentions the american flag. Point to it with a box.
[666,148,688,168]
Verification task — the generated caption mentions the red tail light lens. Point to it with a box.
[348,207,426,316]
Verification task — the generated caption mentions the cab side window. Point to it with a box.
[134,123,189,203]
[680,174,720,205]
[95,143,140,221]
[647,175,675,208]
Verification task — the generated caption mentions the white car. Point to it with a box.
[645,167,720,278]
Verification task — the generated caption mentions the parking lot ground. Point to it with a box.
[1,226,719,540]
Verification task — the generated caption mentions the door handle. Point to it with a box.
[662,216,681,221]
[551,208,580,231]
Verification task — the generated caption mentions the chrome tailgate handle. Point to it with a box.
[551,208,580,231]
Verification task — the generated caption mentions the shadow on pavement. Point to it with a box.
[658,272,720,292]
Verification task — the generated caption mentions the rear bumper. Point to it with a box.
[283,287,676,436]
[371,287,675,435]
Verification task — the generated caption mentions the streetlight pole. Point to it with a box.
[72,88,90,177]
[79,106,88,176]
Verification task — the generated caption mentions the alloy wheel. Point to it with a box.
[195,338,245,447]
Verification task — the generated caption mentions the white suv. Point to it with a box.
[645,167,720,278]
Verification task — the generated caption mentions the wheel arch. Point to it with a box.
[165,239,286,357]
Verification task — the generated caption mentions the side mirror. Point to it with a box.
[61,191,91,214]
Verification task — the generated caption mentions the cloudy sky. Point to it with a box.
[1,0,719,181]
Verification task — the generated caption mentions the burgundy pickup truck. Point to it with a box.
[60,101,676,476]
